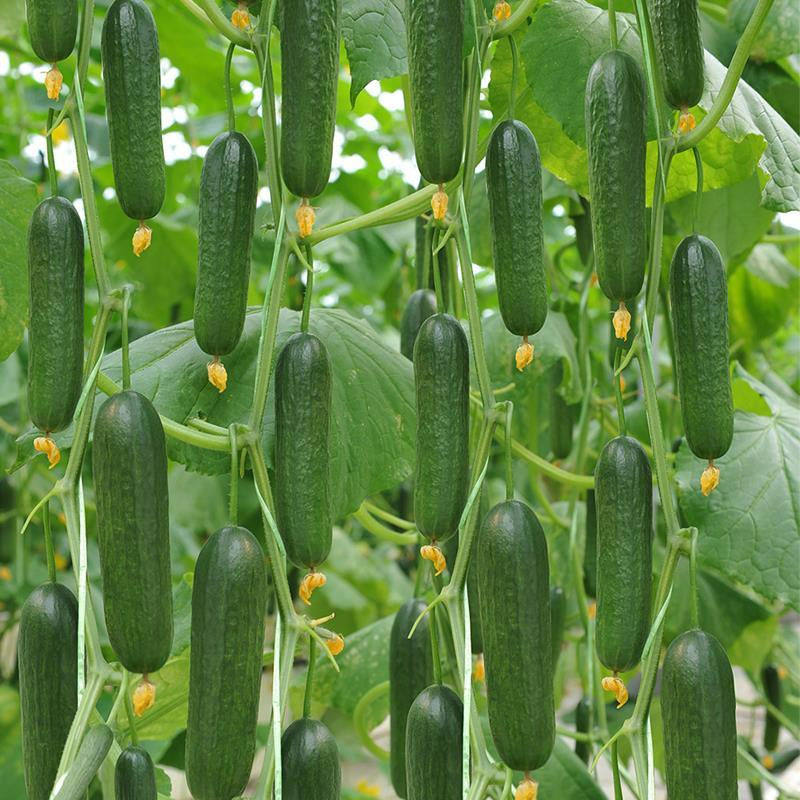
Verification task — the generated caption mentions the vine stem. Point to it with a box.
[300,242,314,332]
[613,348,626,436]
[611,739,623,800]
[303,638,316,718]
[352,504,419,545]
[352,682,391,761]
[224,42,236,132]
[608,0,618,49]
[228,425,239,525]
[43,499,56,582]
[120,287,131,391]
[46,107,57,196]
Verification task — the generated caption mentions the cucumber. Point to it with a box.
[406,0,464,185]
[274,332,332,571]
[550,584,566,669]
[477,500,555,771]
[93,390,172,674]
[115,745,157,800]
[389,598,433,798]
[0,478,14,563]
[102,0,165,223]
[570,197,593,267]
[575,696,592,764]
[583,489,597,599]
[413,313,470,545]
[400,289,437,361]
[762,664,782,752]
[647,0,705,110]
[27,0,78,63]
[280,0,340,199]
[486,119,547,341]
[185,526,267,800]
[549,363,574,460]
[662,629,738,799]
[282,718,341,800]
[18,583,78,800]
[405,684,463,800]
[585,51,647,315]
[194,131,258,359]
[53,724,113,800]
[27,197,84,435]
[594,436,652,674]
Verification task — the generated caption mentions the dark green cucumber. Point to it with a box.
[282,718,341,800]
[27,0,78,63]
[406,0,464,184]
[280,0,340,199]
[549,362,574,460]
[102,0,165,222]
[194,131,258,358]
[585,50,647,304]
[662,629,737,799]
[115,745,157,800]
[275,332,332,569]
[467,525,483,654]
[0,478,14,563]
[405,684,463,800]
[762,664,782,752]
[389,598,433,798]
[477,500,555,771]
[400,289,438,361]
[608,298,637,368]
[583,489,597,599]
[93,390,172,674]
[413,313,469,544]
[570,197,593,268]
[647,0,705,110]
[486,119,547,338]
[185,526,266,800]
[550,584,566,669]
[669,235,734,462]
[27,197,84,434]
[575,696,592,764]
[18,583,78,800]
[53,724,113,800]
[595,436,652,673]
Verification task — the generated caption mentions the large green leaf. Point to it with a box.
[729,0,800,63]
[531,738,607,799]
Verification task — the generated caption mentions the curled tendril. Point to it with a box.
[515,337,534,371]
[515,776,538,800]
[678,110,697,134]
[431,186,448,221]
[473,654,485,682]
[296,199,315,238]
[45,65,63,100]
[493,1,512,21]
[299,570,327,605]
[132,223,152,256]
[133,676,156,716]
[602,675,629,709]
[207,357,228,393]
[612,301,631,341]
[420,543,446,576]
[700,461,720,496]
[34,436,61,469]
[325,635,345,656]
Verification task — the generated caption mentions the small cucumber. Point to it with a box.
[27,0,78,63]
[400,289,438,361]
[115,745,157,800]
[53,725,113,800]
[575,696,592,764]
[550,584,566,669]
[583,489,597,599]
[570,197,593,268]
[762,664,782,752]
[549,362,574,460]
[282,718,341,800]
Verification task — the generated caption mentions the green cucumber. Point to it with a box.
[406,0,464,185]
[18,583,78,800]
[27,0,78,63]
[185,526,266,800]
[550,584,566,669]
[389,598,433,798]
[93,390,172,674]
[647,0,705,110]
[282,718,341,800]
[194,131,258,359]
[549,363,574,460]
[585,50,647,306]
[405,684,463,800]
[486,118,547,338]
[413,313,469,544]
[477,500,555,771]
[594,435,652,673]
[53,724,113,800]
[662,629,738,799]
[400,289,438,361]
[575,696,592,764]
[762,664,782,752]
[669,235,734,464]
[115,745,157,800]
[279,0,340,199]
[27,197,84,434]
[102,0,165,222]
[570,197,593,268]
[583,489,597,599]
[274,332,332,570]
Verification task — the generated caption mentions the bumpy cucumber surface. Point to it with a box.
[274,331,332,569]
[400,289,437,361]
[102,0,165,221]
[282,718,341,800]
[194,131,258,358]
[93,390,172,674]
[27,0,78,62]
[595,435,652,673]
[115,745,157,800]
[477,500,555,771]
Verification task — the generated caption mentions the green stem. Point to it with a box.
[123,676,139,746]
[120,288,131,391]
[42,499,56,582]
[46,107,57,196]
[611,739,624,800]
[608,0,618,49]
[224,42,236,131]
[613,348,626,436]
[108,669,130,733]
[508,36,520,120]
[644,147,673,330]
[303,638,316,718]
[77,0,95,87]
[363,500,415,530]
[300,242,314,332]
[430,602,443,685]
[352,681,391,761]
[692,147,704,230]
[352,505,419,545]
[431,230,446,311]
[503,402,514,500]
[689,528,699,628]
[229,426,239,525]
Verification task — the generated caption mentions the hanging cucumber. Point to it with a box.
[669,234,733,496]
[400,289,438,361]
[115,745,157,800]
[585,50,647,343]
[486,118,547,371]
[185,526,267,800]
[549,362,574,460]
[575,696,592,764]
[26,0,78,98]
[102,0,166,255]
[550,584,566,669]
[583,489,597,599]
[762,664,782,752]
[194,130,258,393]
[282,718,341,800]
[570,196,593,267]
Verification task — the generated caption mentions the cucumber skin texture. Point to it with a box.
[669,235,734,461]
[280,0,340,198]
[194,131,258,357]
[102,0,165,221]
[550,585,566,669]
[389,598,433,798]
[27,197,85,433]
[115,746,157,800]
[662,630,738,800]
[583,489,597,599]
[274,332,332,569]
[185,526,267,800]
[27,0,78,62]
[282,718,341,800]
[585,50,647,303]
[18,583,78,800]
[400,289,438,361]
[762,665,782,751]
[477,500,555,771]
[406,685,463,800]
[486,119,548,337]
[647,0,704,109]
[93,390,173,674]
[406,0,464,184]
[54,725,113,800]
[595,436,653,673]
[575,696,592,764]
[413,313,470,543]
